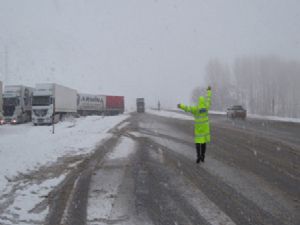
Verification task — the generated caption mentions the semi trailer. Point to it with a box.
[32,83,77,125]
[105,96,124,115]
[3,85,33,124]
[77,93,106,116]
[77,94,124,116]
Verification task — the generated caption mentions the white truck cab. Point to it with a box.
[32,83,77,125]
[32,84,55,125]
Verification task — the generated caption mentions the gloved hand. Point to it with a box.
[177,104,181,108]
[207,86,211,91]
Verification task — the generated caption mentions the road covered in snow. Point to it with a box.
[1,110,299,225]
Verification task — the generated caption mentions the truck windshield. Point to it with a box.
[32,96,51,106]
[3,105,15,116]
[3,97,19,106]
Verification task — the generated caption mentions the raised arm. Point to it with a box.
[206,86,212,110]
[178,103,197,114]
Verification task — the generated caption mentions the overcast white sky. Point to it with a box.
[0,0,299,109]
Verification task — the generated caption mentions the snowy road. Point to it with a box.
[1,112,299,225]
[46,112,299,225]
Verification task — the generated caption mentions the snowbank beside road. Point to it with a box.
[209,111,300,123]
[149,109,300,123]
[0,115,129,193]
[147,109,193,120]
[0,115,129,224]
[248,114,300,123]
[148,109,226,119]
[209,110,226,115]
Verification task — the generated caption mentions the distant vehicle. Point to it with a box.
[0,81,3,124]
[105,96,125,115]
[136,98,145,113]
[32,83,77,125]
[3,85,33,124]
[227,105,247,119]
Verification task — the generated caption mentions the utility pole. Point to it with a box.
[52,99,55,134]
[4,45,8,82]
[272,97,275,116]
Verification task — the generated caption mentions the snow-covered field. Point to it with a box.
[0,114,129,224]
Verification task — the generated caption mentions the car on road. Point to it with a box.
[227,105,247,119]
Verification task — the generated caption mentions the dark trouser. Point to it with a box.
[195,143,206,159]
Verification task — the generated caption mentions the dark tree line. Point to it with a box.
[192,56,300,118]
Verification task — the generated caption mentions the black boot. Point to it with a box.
[200,144,206,162]
[196,144,201,164]
[196,150,201,164]
[201,154,205,162]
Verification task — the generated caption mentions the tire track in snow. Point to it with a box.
[137,137,236,225]
[87,136,139,225]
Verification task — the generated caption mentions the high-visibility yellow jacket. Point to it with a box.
[179,90,211,143]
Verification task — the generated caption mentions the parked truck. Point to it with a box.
[32,83,77,125]
[136,98,145,113]
[3,85,33,124]
[105,96,125,115]
[77,93,106,116]
[0,81,3,124]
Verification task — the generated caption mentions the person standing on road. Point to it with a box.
[177,86,212,164]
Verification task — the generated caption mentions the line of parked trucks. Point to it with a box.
[0,82,124,126]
